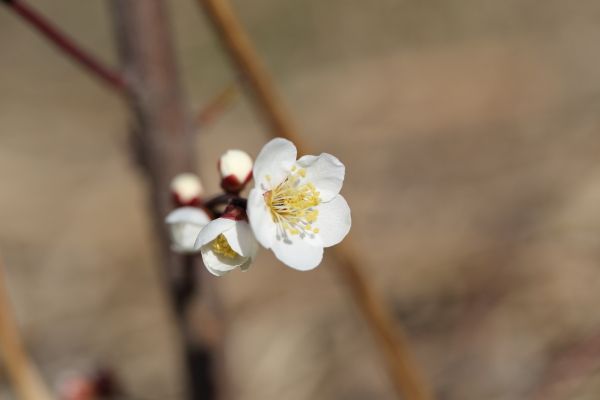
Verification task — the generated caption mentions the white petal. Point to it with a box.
[247,188,276,249]
[200,246,246,276]
[194,218,236,249]
[165,207,210,225]
[222,221,258,258]
[253,138,297,187]
[165,207,210,253]
[297,153,345,202]
[316,195,351,247]
[170,223,202,253]
[205,263,229,277]
[272,235,324,271]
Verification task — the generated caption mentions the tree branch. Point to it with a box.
[109,1,226,399]
[2,0,125,92]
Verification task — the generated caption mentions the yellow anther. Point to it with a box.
[211,234,238,259]
[264,168,321,237]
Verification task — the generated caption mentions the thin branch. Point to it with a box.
[2,0,125,92]
[0,257,56,400]
[196,83,239,129]
[203,193,234,210]
[196,0,433,398]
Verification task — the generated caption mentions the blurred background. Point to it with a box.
[2,0,600,399]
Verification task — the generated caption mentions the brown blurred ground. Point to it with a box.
[2,0,600,399]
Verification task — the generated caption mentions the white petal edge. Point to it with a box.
[297,153,345,202]
[247,188,276,249]
[170,222,204,253]
[271,236,324,271]
[253,138,297,187]
[316,195,351,247]
[165,207,210,225]
[201,246,246,276]
[194,218,236,249]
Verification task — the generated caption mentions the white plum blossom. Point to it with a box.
[219,149,253,193]
[165,207,210,254]
[247,138,351,270]
[171,173,204,205]
[195,212,258,276]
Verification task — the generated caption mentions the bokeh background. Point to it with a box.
[2,0,600,399]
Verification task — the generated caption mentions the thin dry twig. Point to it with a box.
[196,0,433,398]
[0,257,55,400]
[2,0,125,92]
[196,83,239,129]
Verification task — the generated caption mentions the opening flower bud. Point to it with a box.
[195,216,258,276]
[171,173,204,206]
[219,149,253,193]
[165,207,210,254]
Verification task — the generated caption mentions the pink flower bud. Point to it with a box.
[218,150,253,193]
[170,173,204,206]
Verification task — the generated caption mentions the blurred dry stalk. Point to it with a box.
[196,83,239,129]
[196,0,433,399]
[109,1,226,399]
[0,258,55,400]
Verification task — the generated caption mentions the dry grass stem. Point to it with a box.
[0,257,55,400]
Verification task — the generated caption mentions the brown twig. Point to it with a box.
[0,257,55,400]
[2,0,125,92]
[196,0,433,399]
[196,83,239,129]
[109,2,226,399]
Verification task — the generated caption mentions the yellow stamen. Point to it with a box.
[264,166,320,237]
[211,234,238,259]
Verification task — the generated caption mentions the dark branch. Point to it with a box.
[3,0,125,92]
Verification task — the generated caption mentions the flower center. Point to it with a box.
[264,166,321,237]
[211,234,237,258]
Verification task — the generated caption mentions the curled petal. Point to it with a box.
[194,218,236,249]
[223,221,258,258]
[201,247,244,276]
